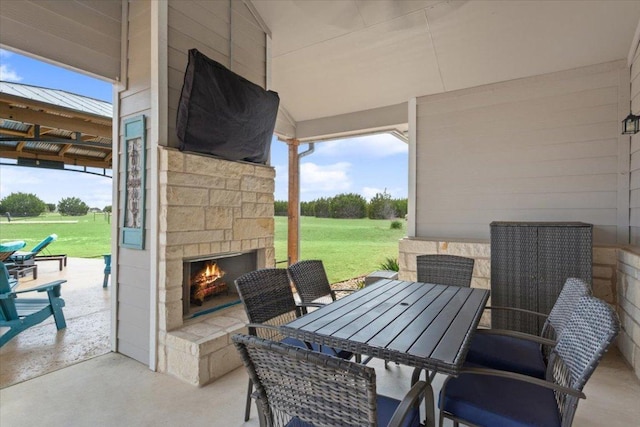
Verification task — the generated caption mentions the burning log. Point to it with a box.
[190,262,228,306]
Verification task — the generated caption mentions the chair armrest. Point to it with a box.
[246,323,280,333]
[388,380,429,427]
[475,329,556,346]
[0,280,66,300]
[484,305,549,319]
[458,367,586,399]
[296,302,326,309]
[14,280,66,295]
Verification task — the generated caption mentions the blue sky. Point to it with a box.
[0,49,407,207]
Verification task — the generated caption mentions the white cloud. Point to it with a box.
[361,187,386,201]
[0,64,22,82]
[300,162,351,197]
[315,134,408,159]
[0,49,13,58]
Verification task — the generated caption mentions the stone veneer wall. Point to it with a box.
[398,238,619,331]
[156,147,275,386]
[617,248,640,379]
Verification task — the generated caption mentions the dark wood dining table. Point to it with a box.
[280,279,490,427]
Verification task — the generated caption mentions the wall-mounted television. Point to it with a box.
[176,49,279,164]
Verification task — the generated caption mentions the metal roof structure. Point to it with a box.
[0,81,113,172]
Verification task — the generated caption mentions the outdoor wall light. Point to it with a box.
[622,112,640,135]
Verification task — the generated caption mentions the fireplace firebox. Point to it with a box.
[183,251,257,318]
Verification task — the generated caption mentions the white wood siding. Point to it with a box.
[415,61,627,244]
[631,42,640,246]
[0,0,121,80]
[116,0,152,364]
[166,0,267,147]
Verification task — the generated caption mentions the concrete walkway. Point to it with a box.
[0,258,110,388]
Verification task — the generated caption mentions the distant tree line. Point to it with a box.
[275,191,407,219]
[0,192,109,217]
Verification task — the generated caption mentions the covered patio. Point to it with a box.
[1,0,640,425]
[0,256,638,426]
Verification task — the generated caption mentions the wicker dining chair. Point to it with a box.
[235,268,353,422]
[401,255,474,372]
[466,277,591,378]
[232,333,428,427]
[287,259,355,309]
[439,295,620,427]
[416,255,474,287]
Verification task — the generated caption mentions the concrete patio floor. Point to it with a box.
[1,258,639,426]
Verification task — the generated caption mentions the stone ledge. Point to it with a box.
[164,306,248,386]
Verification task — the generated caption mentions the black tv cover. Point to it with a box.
[176,49,279,164]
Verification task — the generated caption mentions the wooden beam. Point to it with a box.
[287,138,300,265]
[0,93,110,124]
[0,127,28,137]
[0,102,112,138]
[16,141,26,151]
[58,144,73,156]
[0,147,111,169]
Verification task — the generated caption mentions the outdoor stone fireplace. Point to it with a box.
[183,251,257,318]
[157,147,275,386]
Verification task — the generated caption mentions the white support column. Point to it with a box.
[149,0,168,371]
[408,98,417,237]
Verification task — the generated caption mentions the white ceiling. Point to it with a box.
[252,0,640,125]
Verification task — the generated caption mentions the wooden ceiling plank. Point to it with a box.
[0,102,112,138]
[0,148,111,169]
[0,93,111,124]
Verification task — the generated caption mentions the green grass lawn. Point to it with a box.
[1,213,405,282]
[0,212,112,259]
[275,216,405,283]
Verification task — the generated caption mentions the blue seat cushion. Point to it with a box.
[285,394,420,427]
[281,337,352,359]
[440,372,561,427]
[465,333,546,378]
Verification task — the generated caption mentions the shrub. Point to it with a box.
[378,257,399,272]
[314,197,331,218]
[390,220,403,229]
[392,198,408,218]
[0,192,47,217]
[103,205,112,213]
[58,197,89,216]
[274,200,288,216]
[330,193,366,219]
[300,201,315,216]
[46,203,57,212]
[368,190,395,219]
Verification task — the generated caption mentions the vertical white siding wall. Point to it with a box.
[414,61,628,244]
[0,0,121,80]
[116,0,152,364]
[630,44,640,245]
[114,0,268,367]
[166,0,267,147]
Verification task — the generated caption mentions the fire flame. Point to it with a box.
[201,261,225,281]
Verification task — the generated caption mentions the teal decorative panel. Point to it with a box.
[121,115,146,250]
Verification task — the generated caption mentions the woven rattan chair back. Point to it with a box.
[233,333,378,427]
[416,254,474,287]
[541,278,592,341]
[235,268,301,341]
[287,260,334,305]
[547,296,619,426]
